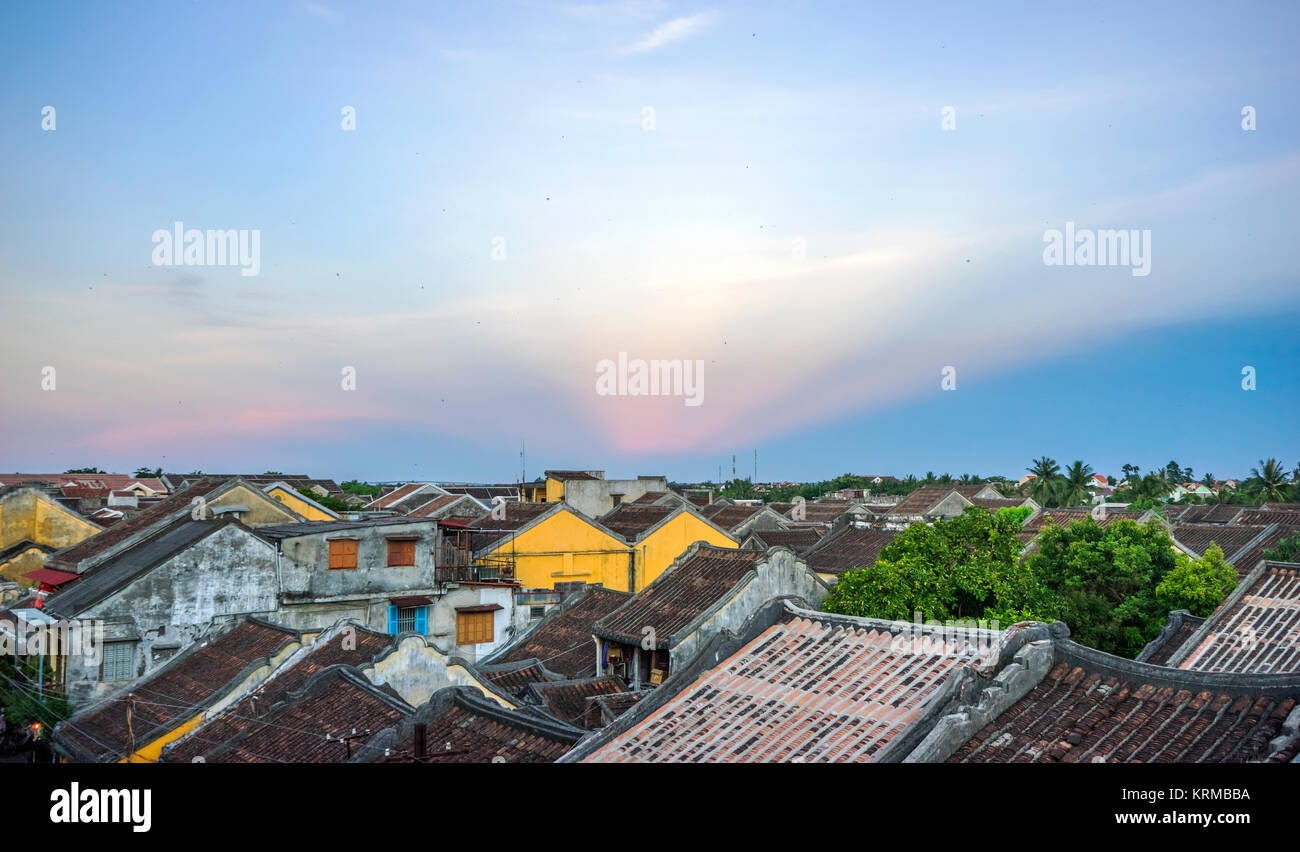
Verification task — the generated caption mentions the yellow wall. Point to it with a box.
[266,486,336,521]
[544,477,566,504]
[210,484,302,525]
[475,508,632,591]
[0,489,101,585]
[633,514,738,591]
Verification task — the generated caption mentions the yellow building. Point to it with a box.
[601,505,739,590]
[0,485,101,586]
[263,481,341,522]
[471,503,634,591]
[471,502,738,594]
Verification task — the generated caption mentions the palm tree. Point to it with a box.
[1060,460,1095,506]
[1026,457,1062,506]
[1248,458,1291,503]
[1121,464,1139,485]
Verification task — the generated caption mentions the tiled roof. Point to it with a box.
[1023,507,1150,532]
[199,666,412,763]
[699,503,769,532]
[492,586,632,677]
[1136,611,1206,667]
[805,527,900,575]
[162,624,395,762]
[405,493,469,518]
[46,479,226,573]
[55,618,300,762]
[1177,562,1300,673]
[378,687,581,763]
[594,546,764,645]
[1228,524,1300,577]
[1263,502,1300,511]
[888,487,958,515]
[44,518,241,618]
[438,484,520,501]
[478,659,562,698]
[1202,503,1248,524]
[632,491,669,504]
[970,497,1026,510]
[0,474,167,496]
[364,483,432,509]
[788,502,866,524]
[947,654,1298,763]
[584,690,648,729]
[582,612,994,763]
[744,527,825,554]
[528,676,627,727]
[1236,509,1300,526]
[598,504,676,540]
[1169,523,1270,561]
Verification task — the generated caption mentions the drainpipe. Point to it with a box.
[275,541,284,609]
[593,637,602,675]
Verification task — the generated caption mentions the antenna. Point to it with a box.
[754,449,757,483]
[520,440,525,484]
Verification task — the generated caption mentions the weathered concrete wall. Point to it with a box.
[424,584,515,664]
[0,487,100,585]
[278,521,440,602]
[563,477,668,518]
[361,634,514,708]
[62,525,281,703]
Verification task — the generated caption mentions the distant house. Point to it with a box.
[0,484,101,587]
[468,502,634,593]
[802,526,901,583]
[262,481,341,522]
[541,470,670,518]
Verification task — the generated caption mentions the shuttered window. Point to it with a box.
[388,605,429,635]
[456,611,494,645]
[386,539,416,567]
[328,539,359,569]
[101,642,134,681]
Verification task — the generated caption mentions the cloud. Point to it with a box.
[627,11,718,53]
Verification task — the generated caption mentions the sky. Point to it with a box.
[1,0,1297,484]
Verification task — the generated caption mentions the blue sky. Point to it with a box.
[1,1,1297,483]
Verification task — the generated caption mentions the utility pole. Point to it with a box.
[126,693,135,761]
[731,455,736,479]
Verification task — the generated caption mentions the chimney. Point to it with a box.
[413,722,427,758]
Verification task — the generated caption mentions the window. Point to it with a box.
[529,606,546,620]
[456,611,494,645]
[388,605,428,635]
[328,539,358,569]
[101,642,134,681]
[386,539,416,567]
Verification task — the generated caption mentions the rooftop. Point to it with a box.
[1176,561,1300,674]
[491,586,631,677]
[54,617,300,762]
[804,527,900,576]
[581,607,997,763]
[593,546,765,646]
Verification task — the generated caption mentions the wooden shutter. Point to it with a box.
[387,539,416,567]
[329,539,359,569]
[414,606,428,635]
[387,605,399,635]
[456,611,494,645]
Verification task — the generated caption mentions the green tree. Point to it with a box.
[1026,456,1062,506]
[1263,534,1300,563]
[720,478,754,500]
[1155,543,1237,617]
[62,467,104,474]
[822,507,1045,622]
[339,480,382,497]
[1059,460,1095,506]
[1246,458,1292,503]
[1027,517,1185,657]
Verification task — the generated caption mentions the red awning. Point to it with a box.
[390,596,433,608]
[454,604,503,614]
[24,568,79,586]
